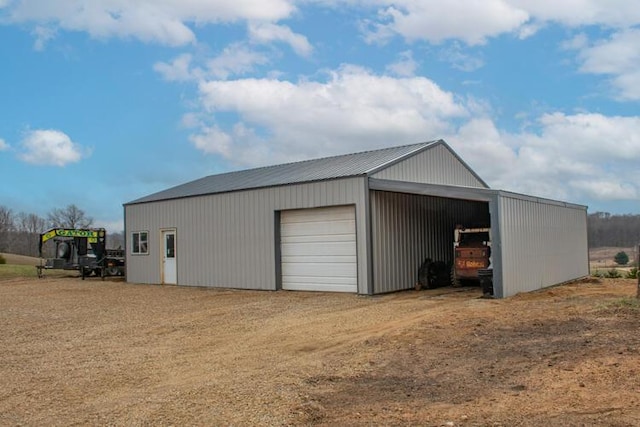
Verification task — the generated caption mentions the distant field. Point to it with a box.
[0,253,76,279]
[590,247,638,271]
[0,253,41,266]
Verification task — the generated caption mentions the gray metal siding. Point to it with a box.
[125,177,369,292]
[371,144,486,188]
[499,195,589,297]
[370,190,490,294]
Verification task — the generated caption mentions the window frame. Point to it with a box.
[131,231,149,255]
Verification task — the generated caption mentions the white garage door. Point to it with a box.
[281,205,357,292]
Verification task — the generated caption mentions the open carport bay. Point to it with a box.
[370,190,490,293]
[1,277,639,425]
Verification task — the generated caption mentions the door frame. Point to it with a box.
[160,228,177,285]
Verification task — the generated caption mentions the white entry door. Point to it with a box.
[281,205,357,292]
[162,230,177,284]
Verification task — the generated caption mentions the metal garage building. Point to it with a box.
[124,140,589,298]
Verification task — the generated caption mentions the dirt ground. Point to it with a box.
[1,276,639,426]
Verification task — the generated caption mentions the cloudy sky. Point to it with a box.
[1,0,639,231]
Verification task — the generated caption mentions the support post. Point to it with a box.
[636,244,640,299]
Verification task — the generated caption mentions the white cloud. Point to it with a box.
[189,122,270,165]
[206,43,270,79]
[32,25,56,50]
[6,0,640,52]
[514,0,640,28]
[0,138,9,151]
[193,65,468,165]
[438,42,485,72]
[187,64,640,204]
[248,22,313,57]
[570,28,640,100]
[386,50,418,77]
[448,113,640,203]
[366,0,530,45]
[360,0,640,55]
[517,22,543,39]
[560,33,589,51]
[154,45,270,82]
[189,125,233,157]
[154,53,199,82]
[19,129,88,166]
[3,0,296,46]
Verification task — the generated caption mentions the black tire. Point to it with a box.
[417,259,432,289]
[428,261,449,289]
[451,264,461,287]
[107,266,120,276]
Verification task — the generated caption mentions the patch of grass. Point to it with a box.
[0,264,73,279]
[605,269,622,278]
[626,268,638,279]
[599,297,640,315]
[0,264,39,278]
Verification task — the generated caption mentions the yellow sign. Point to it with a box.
[41,229,101,244]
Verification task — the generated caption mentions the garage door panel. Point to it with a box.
[281,206,357,293]
[283,259,356,269]
[281,234,355,244]
[281,241,356,256]
[281,208,354,223]
[283,255,357,265]
[283,261,356,277]
[281,220,355,237]
[282,281,356,293]
[283,275,356,284]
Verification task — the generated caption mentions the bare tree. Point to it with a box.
[588,212,640,248]
[47,204,93,228]
[107,231,125,250]
[16,212,47,256]
[0,206,15,252]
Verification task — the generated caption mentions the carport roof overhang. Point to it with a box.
[368,178,587,210]
[369,178,496,202]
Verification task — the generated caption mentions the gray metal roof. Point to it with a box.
[127,140,441,205]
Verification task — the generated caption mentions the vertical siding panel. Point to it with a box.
[499,194,589,297]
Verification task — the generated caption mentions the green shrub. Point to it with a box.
[626,268,638,279]
[614,251,629,265]
[0,254,6,265]
[591,270,604,278]
[605,269,622,278]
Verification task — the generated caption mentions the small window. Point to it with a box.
[132,231,148,255]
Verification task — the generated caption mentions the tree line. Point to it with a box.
[588,212,640,248]
[0,204,124,257]
[1,204,638,258]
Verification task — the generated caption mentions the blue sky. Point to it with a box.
[1,0,639,232]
